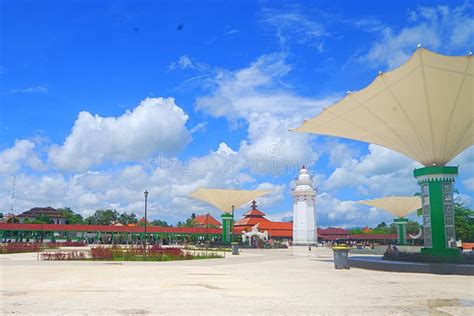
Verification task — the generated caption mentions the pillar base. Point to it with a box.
[421,247,460,257]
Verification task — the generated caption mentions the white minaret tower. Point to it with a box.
[292,166,317,246]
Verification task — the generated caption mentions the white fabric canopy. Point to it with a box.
[357,196,422,218]
[190,188,271,213]
[292,49,473,166]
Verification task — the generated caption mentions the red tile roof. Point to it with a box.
[17,207,64,218]
[0,223,221,235]
[242,209,266,217]
[234,217,270,226]
[192,214,221,227]
[318,227,349,235]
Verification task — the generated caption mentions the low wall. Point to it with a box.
[349,256,474,276]
[374,245,422,253]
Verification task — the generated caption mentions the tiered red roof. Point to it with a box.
[192,214,221,227]
[242,209,266,217]
[234,200,293,238]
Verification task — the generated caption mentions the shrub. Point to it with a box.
[47,241,86,248]
[0,243,41,254]
[149,245,183,256]
[91,246,113,260]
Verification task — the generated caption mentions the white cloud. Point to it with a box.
[5,85,48,94]
[196,53,337,119]
[168,55,210,72]
[315,192,393,228]
[1,142,271,223]
[239,112,317,175]
[261,8,327,47]
[360,4,474,70]
[49,97,191,172]
[254,182,286,209]
[190,122,207,134]
[450,146,474,193]
[195,53,337,174]
[0,139,45,174]
[322,144,421,196]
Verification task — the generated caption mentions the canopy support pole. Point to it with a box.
[394,218,408,245]
[415,166,459,257]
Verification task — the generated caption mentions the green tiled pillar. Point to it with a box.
[394,218,408,245]
[414,166,460,257]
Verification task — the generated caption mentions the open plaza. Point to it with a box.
[2,1,474,315]
[1,247,472,315]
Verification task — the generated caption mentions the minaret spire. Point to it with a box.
[251,200,257,210]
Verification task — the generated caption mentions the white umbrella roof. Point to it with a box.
[357,196,422,218]
[292,48,473,166]
[189,188,271,213]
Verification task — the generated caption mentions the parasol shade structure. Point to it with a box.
[189,188,271,213]
[291,48,473,166]
[357,196,421,218]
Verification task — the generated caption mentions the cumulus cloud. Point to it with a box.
[194,53,337,174]
[360,4,474,69]
[196,53,335,118]
[0,139,45,174]
[316,192,394,228]
[1,142,267,223]
[322,144,421,196]
[49,97,191,172]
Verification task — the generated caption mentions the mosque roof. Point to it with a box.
[192,214,221,227]
[234,216,270,226]
[242,209,266,217]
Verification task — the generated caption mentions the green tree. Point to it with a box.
[7,216,19,223]
[32,214,54,224]
[118,212,138,225]
[151,219,169,227]
[0,212,3,219]
[455,202,474,242]
[349,228,364,234]
[84,209,119,225]
[178,213,197,227]
[58,207,84,224]
[371,222,392,234]
[406,220,421,235]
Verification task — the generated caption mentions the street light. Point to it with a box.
[231,205,234,243]
[144,190,148,260]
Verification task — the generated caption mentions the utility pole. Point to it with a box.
[10,176,16,214]
[144,190,148,260]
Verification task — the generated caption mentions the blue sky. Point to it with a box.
[1,0,473,226]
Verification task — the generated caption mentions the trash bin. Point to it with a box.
[231,242,239,255]
[332,246,350,269]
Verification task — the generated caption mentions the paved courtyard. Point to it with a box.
[1,247,473,315]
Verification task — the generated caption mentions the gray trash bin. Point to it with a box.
[332,246,350,269]
[231,242,239,255]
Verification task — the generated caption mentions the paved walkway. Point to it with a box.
[1,247,473,315]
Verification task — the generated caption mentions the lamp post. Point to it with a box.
[231,205,234,243]
[206,213,209,244]
[144,190,148,260]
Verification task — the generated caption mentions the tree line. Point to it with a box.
[1,203,472,241]
[348,202,473,242]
